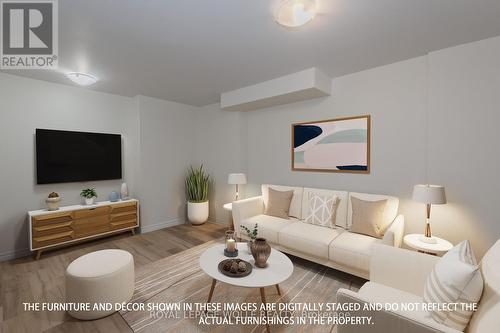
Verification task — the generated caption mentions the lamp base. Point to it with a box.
[420,235,437,244]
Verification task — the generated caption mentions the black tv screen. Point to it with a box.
[36,129,122,184]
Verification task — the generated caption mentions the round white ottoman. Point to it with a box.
[65,249,135,320]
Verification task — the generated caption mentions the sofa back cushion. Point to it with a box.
[302,188,349,228]
[262,184,303,219]
[468,240,500,333]
[347,192,399,231]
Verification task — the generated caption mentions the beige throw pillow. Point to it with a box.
[350,197,387,238]
[304,193,339,228]
[423,240,483,331]
[264,188,293,219]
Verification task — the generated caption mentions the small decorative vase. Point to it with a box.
[85,197,95,205]
[109,191,120,202]
[121,183,129,200]
[250,238,271,268]
[45,197,61,211]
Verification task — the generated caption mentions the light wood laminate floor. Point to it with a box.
[0,222,227,333]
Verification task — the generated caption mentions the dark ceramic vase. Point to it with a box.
[250,238,271,268]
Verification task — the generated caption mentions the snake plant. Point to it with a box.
[185,165,210,203]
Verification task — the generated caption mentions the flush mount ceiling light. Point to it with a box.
[275,0,317,28]
[66,72,98,86]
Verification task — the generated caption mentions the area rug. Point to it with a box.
[120,240,365,333]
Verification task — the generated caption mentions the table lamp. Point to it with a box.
[227,173,247,201]
[412,184,447,244]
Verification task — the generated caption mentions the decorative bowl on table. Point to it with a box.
[218,259,253,278]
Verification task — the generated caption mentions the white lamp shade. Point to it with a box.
[227,173,247,185]
[413,184,447,205]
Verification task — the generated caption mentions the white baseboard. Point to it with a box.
[140,217,185,233]
[0,248,32,262]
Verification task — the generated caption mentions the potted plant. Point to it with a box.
[80,188,97,205]
[240,223,258,253]
[45,192,61,211]
[186,165,210,225]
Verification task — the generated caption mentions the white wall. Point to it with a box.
[194,104,247,224]
[196,36,500,259]
[427,37,500,258]
[136,95,198,232]
[0,73,138,260]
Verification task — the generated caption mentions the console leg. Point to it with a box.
[35,250,43,260]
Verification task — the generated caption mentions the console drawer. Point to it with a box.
[33,231,74,248]
[110,202,137,214]
[32,211,73,227]
[32,221,73,237]
[73,216,111,238]
[73,206,110,219]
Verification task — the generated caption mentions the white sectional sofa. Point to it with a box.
[232,184,405,279]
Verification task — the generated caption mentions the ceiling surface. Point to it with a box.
[3,0,500,106]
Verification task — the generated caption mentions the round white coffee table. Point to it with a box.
[199,242,293,332]
[404,234,453,255]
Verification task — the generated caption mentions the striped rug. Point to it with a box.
[120,240,365,333]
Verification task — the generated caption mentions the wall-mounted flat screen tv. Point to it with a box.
[36,129,122,184]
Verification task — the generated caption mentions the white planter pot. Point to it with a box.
[188,201,209,225]
[85,197,95,205]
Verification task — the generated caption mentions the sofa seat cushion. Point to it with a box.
[329,232,383,273]
[358,282,433,324]
[240,214,292,244]
[279,222,342,259]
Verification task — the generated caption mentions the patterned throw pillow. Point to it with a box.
[304,193,339,228]
[423,240,483,331]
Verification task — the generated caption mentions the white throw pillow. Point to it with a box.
[423,240,483,331]
[304,193,339,228]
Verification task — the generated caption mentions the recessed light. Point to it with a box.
[66,72,98,86]
[275,0,317,28]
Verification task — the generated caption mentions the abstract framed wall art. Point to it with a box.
[292,115,370,173]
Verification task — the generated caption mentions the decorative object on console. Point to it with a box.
[186,165,210,225]
[227,173,247,201]
[250,238,271,268]
[423,240,483,331]
[80,188,97,205]
[224,230,238,257]
[241,223,258,253]
[350,197,388,238]
[120,182,129,200]
[304,193,339,228]
[264,188,293,219]
[45,192,61,211]
[413,184,447,244]
[109,191,120,202]
[292,115,370,173]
